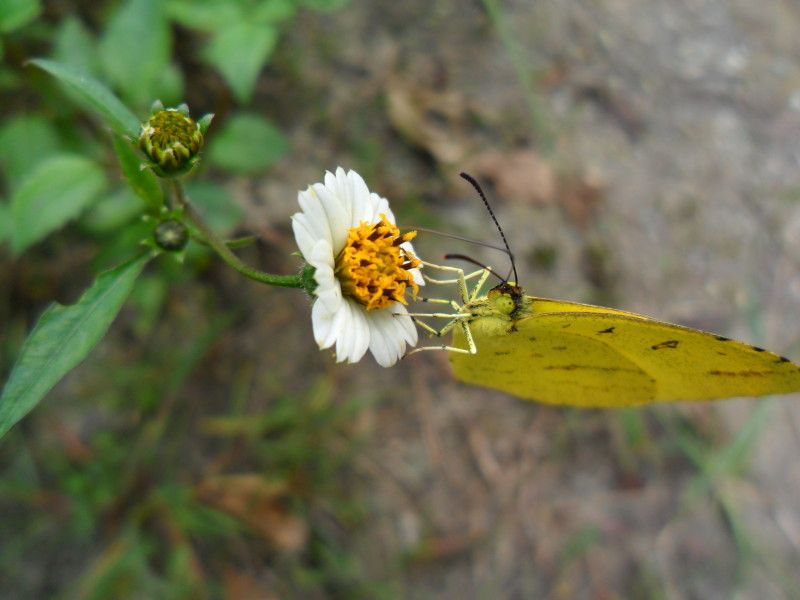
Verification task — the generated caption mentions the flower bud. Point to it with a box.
[139,104,211,176]
[154,219,189,251]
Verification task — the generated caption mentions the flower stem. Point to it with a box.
[170,180,304,289]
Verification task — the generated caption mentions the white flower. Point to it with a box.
[292,168,423,367]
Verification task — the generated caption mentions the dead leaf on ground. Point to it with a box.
[465,148,556,205]
[558,168,605,229]
[386,76,470,166]
[223,567,278,600]
[196,474,308,552]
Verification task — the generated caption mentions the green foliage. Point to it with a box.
[99,0,178,109]
[208,112,289,174]
[29,59,141,139]
[112,135,163,211]
[10,154,107,254]
[0,0,40,33]
[203,21,279,103]
[0,114,61,188]
[53,16,97,73]
[0,253,152,441]
[1,0,372,595]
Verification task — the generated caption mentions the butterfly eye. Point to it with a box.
[488,288,516,315]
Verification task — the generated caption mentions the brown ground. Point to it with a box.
[9,0,800,598]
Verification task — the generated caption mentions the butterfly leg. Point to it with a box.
[420,261,488,306]
[404,315,476,356]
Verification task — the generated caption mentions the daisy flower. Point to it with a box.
[292,168,423,367]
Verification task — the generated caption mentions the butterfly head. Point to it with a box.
[488,282,524,316]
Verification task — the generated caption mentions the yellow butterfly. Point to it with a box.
[409,175,800,407]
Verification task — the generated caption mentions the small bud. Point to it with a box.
[154,219,189,251]
[139,106,205,176]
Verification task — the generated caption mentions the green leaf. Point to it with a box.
[112,135,163,211]
[10,154,107,254]
[29,59,141,139]
[165,0,242,31]
[0,253,151,442]
[0,0,41,33]
[184,181,242,235]
[81,187,146,235]
[253,0,297,23]
[202,21,278,103]
[207,113,289,174]
[0,201,9,244]
[99,0,171,110]
[53,16,97,74]
[0,115,62,188]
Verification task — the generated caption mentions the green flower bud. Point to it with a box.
[139,105,212,176]
[154,218,189,251]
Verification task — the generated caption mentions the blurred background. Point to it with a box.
[2,0,800,597]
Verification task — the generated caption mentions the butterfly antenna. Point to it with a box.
[408,226,509,254]
[459,172,518,283]
[444,253,506,283]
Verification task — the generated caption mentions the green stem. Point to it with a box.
[170,180,304,289]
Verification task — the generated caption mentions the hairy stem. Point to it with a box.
[171,180,304,289]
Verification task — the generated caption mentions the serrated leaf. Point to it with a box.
[0,253,152,441]
[29,59,141,139]
[99,0,171,110]
[112,135,162,211]
[202,22,278,103]
[0,115,62,188]
[0,0,41,33]
[10,154,107,254]
[207,113,288,174]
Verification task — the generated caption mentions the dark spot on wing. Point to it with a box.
[552,345,567,351]
[651,340,679,350]
[562,324,571,329]
[778,356,791,363]
[597,326,615,334]
[707,370,767,377]
[494,350,511,356]
[717,351,727,356]
[528,337,537,342]
[715,335,730,341]
[751,346,765,352]
[544,364,642,374]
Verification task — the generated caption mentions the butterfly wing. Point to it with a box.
[450,298,800,407]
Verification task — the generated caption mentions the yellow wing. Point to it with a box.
[450,297,800,407]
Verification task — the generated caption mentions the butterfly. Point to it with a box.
[409,174,800,407]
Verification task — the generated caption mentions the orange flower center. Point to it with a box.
[335,215,421,310]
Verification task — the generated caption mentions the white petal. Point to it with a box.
[366,304,417,367]
[365,310,394,367]
[311,299,338,350]
[370,193,395,224]
[338,299,370,363]
[346,170,372,226]
[298,187,333,248]
[291,213,319,259]
[313,182,350,253]
[307,239,342,313]
[390,303,418,346]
